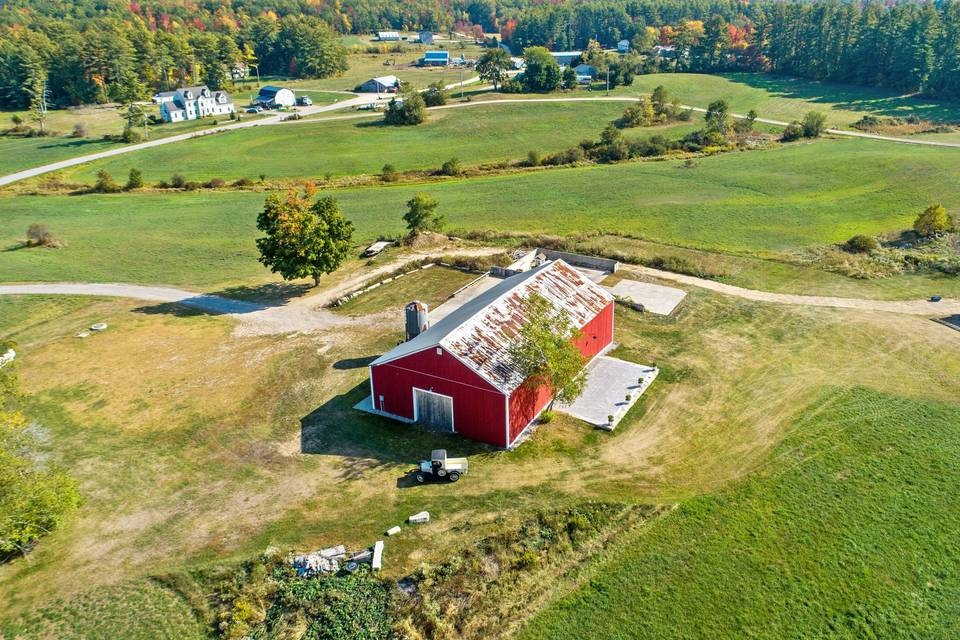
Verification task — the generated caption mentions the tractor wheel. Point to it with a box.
[448,472,460,483]
[416,473,426,483]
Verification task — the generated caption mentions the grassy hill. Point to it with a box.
[617,72,960,127]
[520,387,960,639]
[3,137,958,289]
[62,102,686,183]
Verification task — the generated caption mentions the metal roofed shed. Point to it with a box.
[361,259,615,448]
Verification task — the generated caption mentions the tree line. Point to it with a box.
[0,13,346,109]
[501,0,960,101]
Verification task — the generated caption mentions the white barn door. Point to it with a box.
[414,389,454,432]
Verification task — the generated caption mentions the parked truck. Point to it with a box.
[416,449,468,483]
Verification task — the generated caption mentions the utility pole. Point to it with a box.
[460,67,464,99]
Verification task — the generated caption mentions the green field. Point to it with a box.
[4,137,957,289]
[63,102,666,183]
[520,387,960,639]
[615,72,960,128]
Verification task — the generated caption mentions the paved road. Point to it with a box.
[0,247,504,336]
[3,88,958,188]
[0,94,372,187]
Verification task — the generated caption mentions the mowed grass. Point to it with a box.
[4,136,958,288]
[333,265,477,316]
[64,102,652,183]
[615,72,960,127]
[520,387,960,639]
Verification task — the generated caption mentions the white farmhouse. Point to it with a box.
[160,85,236,123]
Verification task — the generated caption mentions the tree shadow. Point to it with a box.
[299,380,492,482]
[35,138,117,151]
[353,119,390,129]
[211,282,313,306]
[721,72,960,122]
[2,243,30,252]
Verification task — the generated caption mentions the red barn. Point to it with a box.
[367,259,614,448]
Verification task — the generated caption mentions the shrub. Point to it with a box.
[11,114,23,127]
[121,127,143,144]
[515,550,539,569]
[71,122,87,138]
[500,79,524,93]
[802,111,828,138]
[170,173,187,189]
[26,224,56,247]
[204,177,226,188]
[539,410,554,424]
[233,177,254,187]
[422,82,448,107]
[439,157,464,176]
[526,150,541,167]
[845,234,880,253]
[781,121,804,142]
[125,168,144,190]
[381,163,399,182]
[914,204,952,237]
[258,173,266,183]
[384,91,426,125]
[184,181,201,191]
[92,169,121,193]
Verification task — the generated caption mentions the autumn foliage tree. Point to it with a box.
[508,294,588,406]
[255,188,354,286]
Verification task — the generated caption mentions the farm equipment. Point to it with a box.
[416,449,468,483]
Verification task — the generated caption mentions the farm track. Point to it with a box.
[0,246,504,336]
[2,260,957,336]
[2,87,958,187]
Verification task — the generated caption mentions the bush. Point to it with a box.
[381,163,398,182]
[500,79,524,93]
[539,410,554,424]
[125,168,144,190]
[92,169,121,193]
[184,181,201,191]
[71,122,87,138]
[845,234,880,253]
[802,111,828,137]
[170,174,187,189]
[526,150,541,167]
[384,92,426,126]
[204,177,226,189]
[781,121,804,142]
[233,177,254,187]
[121,127,143,144]
[439,157,464,176]
[515,550,539,569]
[26,224,57,247]
[422,82,448,107]
[914,204,952,237]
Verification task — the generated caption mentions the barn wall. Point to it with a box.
[507,301,615,445]
[371,347,508,447]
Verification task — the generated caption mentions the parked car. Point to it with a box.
[245,107,259,113]
[298,96,313,106]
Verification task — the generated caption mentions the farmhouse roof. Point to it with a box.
[372,259,613,393]
[257,85,287,97]
[371,75,399,85]
[179,85,211,95]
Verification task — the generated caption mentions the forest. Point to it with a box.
[2,0,960,109]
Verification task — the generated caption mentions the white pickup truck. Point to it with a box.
[416,449,468,483]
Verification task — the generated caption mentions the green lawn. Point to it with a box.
[520,387,960,639]
[615,72,960,128]
[333,265,477,316]
[64,102,659,183]
[3,137,959,290]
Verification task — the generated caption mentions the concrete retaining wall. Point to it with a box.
[537,249,619,273]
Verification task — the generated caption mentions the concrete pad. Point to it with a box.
[606,279,686,315]
[556,355,658,430]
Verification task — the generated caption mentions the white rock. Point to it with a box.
[386,525,401,536]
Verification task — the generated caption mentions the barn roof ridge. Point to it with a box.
[371,259,613,393]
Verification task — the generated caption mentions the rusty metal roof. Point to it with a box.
[371,259,613,394]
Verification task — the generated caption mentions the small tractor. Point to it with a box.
[416,449,468,483]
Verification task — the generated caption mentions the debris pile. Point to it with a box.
[291,512,431,577]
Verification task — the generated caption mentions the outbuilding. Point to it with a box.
[255,85,296,107]
[419,31,434,45]
[358,75,400,93]
[420,50,450,66]
[377,31,401,41]
[366,260,615,448]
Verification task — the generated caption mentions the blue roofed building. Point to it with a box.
[420,50,450,66]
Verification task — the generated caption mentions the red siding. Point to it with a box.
[371,346,507,446]
[507,302,614,444]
